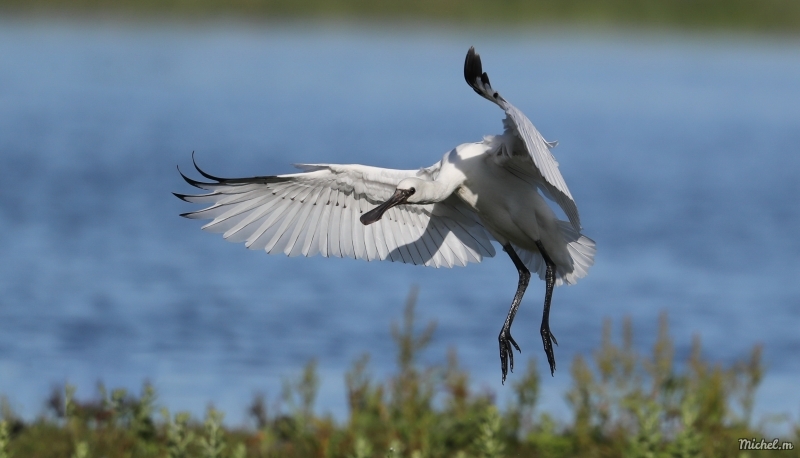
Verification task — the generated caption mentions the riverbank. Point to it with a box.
[3,0,800,33]
[2,295,796,457]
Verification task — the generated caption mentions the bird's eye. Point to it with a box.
[409,187,416,194]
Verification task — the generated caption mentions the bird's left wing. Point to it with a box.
[175,156,495,268]
[464,46,581,231]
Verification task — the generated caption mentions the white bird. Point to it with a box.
[175,47,595,382]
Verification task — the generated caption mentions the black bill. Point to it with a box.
[360,189,414,225]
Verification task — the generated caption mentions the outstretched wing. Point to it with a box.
[175,155,496,268]
[464,46,581,231]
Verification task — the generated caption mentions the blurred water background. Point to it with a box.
[0,17,798,428]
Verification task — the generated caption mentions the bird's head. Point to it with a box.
[359,178,420,225]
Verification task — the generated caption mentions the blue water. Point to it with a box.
[1,20,799,427]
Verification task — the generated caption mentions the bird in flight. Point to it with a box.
[175,47,595,383]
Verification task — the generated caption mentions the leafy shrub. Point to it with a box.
[1,290,796,457]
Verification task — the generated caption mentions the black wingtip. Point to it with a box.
[173,192,192,202]
[177,163,215,189]
[177,152,288,196]
[191,151,230,183]
[464,46,482,92]
[464,46,492,96]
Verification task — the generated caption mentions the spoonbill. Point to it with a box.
[175,47,595,382]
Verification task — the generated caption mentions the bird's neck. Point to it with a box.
[414,169,464,204]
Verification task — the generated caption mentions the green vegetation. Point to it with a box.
[1,289,797,457]
[4,0,800,33]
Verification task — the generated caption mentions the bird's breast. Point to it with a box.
[455,184,480,209]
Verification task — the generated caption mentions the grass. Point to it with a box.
[1,289,798,457]
[4,0,800,33]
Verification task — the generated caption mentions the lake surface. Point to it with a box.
[0,19,798,427]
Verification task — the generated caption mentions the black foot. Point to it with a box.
[540,323,559,376]
[499,328,521,384]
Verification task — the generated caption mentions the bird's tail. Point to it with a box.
[514,220,595,287]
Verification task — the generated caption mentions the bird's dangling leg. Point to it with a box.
[499,244,530,384]
[535,240,559,376]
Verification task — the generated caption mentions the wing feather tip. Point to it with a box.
[464,46,484,93]
[173,192,192,202]
[177,167,214,189]
[192,154,229,183]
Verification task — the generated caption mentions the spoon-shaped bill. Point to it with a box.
[360,188,413,225]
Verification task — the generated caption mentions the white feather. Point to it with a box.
[179,163,496,268]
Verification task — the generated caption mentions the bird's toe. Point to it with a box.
[540,325,557,376]
[499,329,522,384]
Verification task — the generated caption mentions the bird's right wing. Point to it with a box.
[464,46,581,231]
[175,156,496,268]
